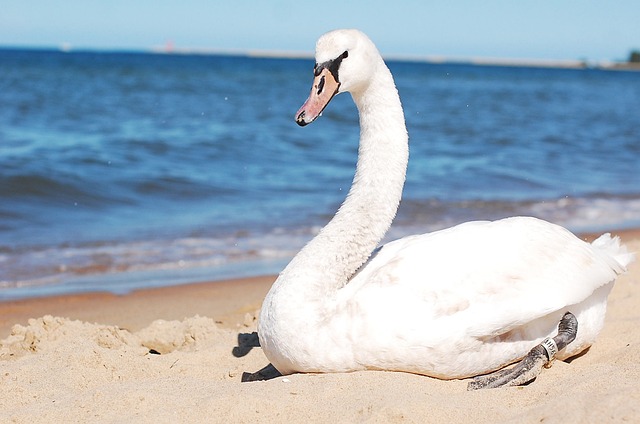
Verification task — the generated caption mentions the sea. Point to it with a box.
[1,48,639,300]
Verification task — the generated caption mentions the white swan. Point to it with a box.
[257,29,633,388]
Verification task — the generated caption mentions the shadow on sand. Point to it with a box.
[233,331,282,382]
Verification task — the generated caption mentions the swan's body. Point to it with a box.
[257,29,633,380]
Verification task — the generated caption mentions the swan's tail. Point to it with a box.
[591,233,635,274]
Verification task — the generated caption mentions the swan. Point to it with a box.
[257,29,634,389]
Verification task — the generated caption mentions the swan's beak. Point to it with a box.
[295,67,340,126]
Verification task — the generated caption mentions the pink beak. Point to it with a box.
[295,67,341,126]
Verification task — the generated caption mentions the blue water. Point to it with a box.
[1,48,639,299]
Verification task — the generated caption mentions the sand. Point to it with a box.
[1,232,638,423]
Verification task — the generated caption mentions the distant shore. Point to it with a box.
[3,45,639,71]
[153,46,640,71]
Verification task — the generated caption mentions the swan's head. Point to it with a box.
[295,29,382,126]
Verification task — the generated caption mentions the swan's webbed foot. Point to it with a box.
[467,311,578,390]
[241,363,281,382]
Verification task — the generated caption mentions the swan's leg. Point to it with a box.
[467,311,578,390]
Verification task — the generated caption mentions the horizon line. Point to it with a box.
[1,43,637,71]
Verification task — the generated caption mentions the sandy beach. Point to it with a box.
[1,230,638,423]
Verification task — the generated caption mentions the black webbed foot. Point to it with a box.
[467,311,578,390]
[241,363,281,382]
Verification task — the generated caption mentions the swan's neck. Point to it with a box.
[274,64,408,301]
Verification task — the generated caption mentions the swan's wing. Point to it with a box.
[342,217,628,338]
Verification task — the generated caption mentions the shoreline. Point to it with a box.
[0,275,275,338]
[2,227,639,338]
[0,228,638,422]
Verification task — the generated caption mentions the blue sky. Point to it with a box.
[1,1,638,61]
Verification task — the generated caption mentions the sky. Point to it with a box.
[1,1,639,62]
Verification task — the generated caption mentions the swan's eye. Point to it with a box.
[317,75,326,95]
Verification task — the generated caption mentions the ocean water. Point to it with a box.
[1,48,639,299]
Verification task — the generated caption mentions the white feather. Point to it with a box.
[258,29,634,379]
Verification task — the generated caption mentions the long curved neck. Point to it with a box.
[277,62,408,299]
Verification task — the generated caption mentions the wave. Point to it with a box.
[1,194,638,300]
[1,174,88,201]
[393,194,640,235]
